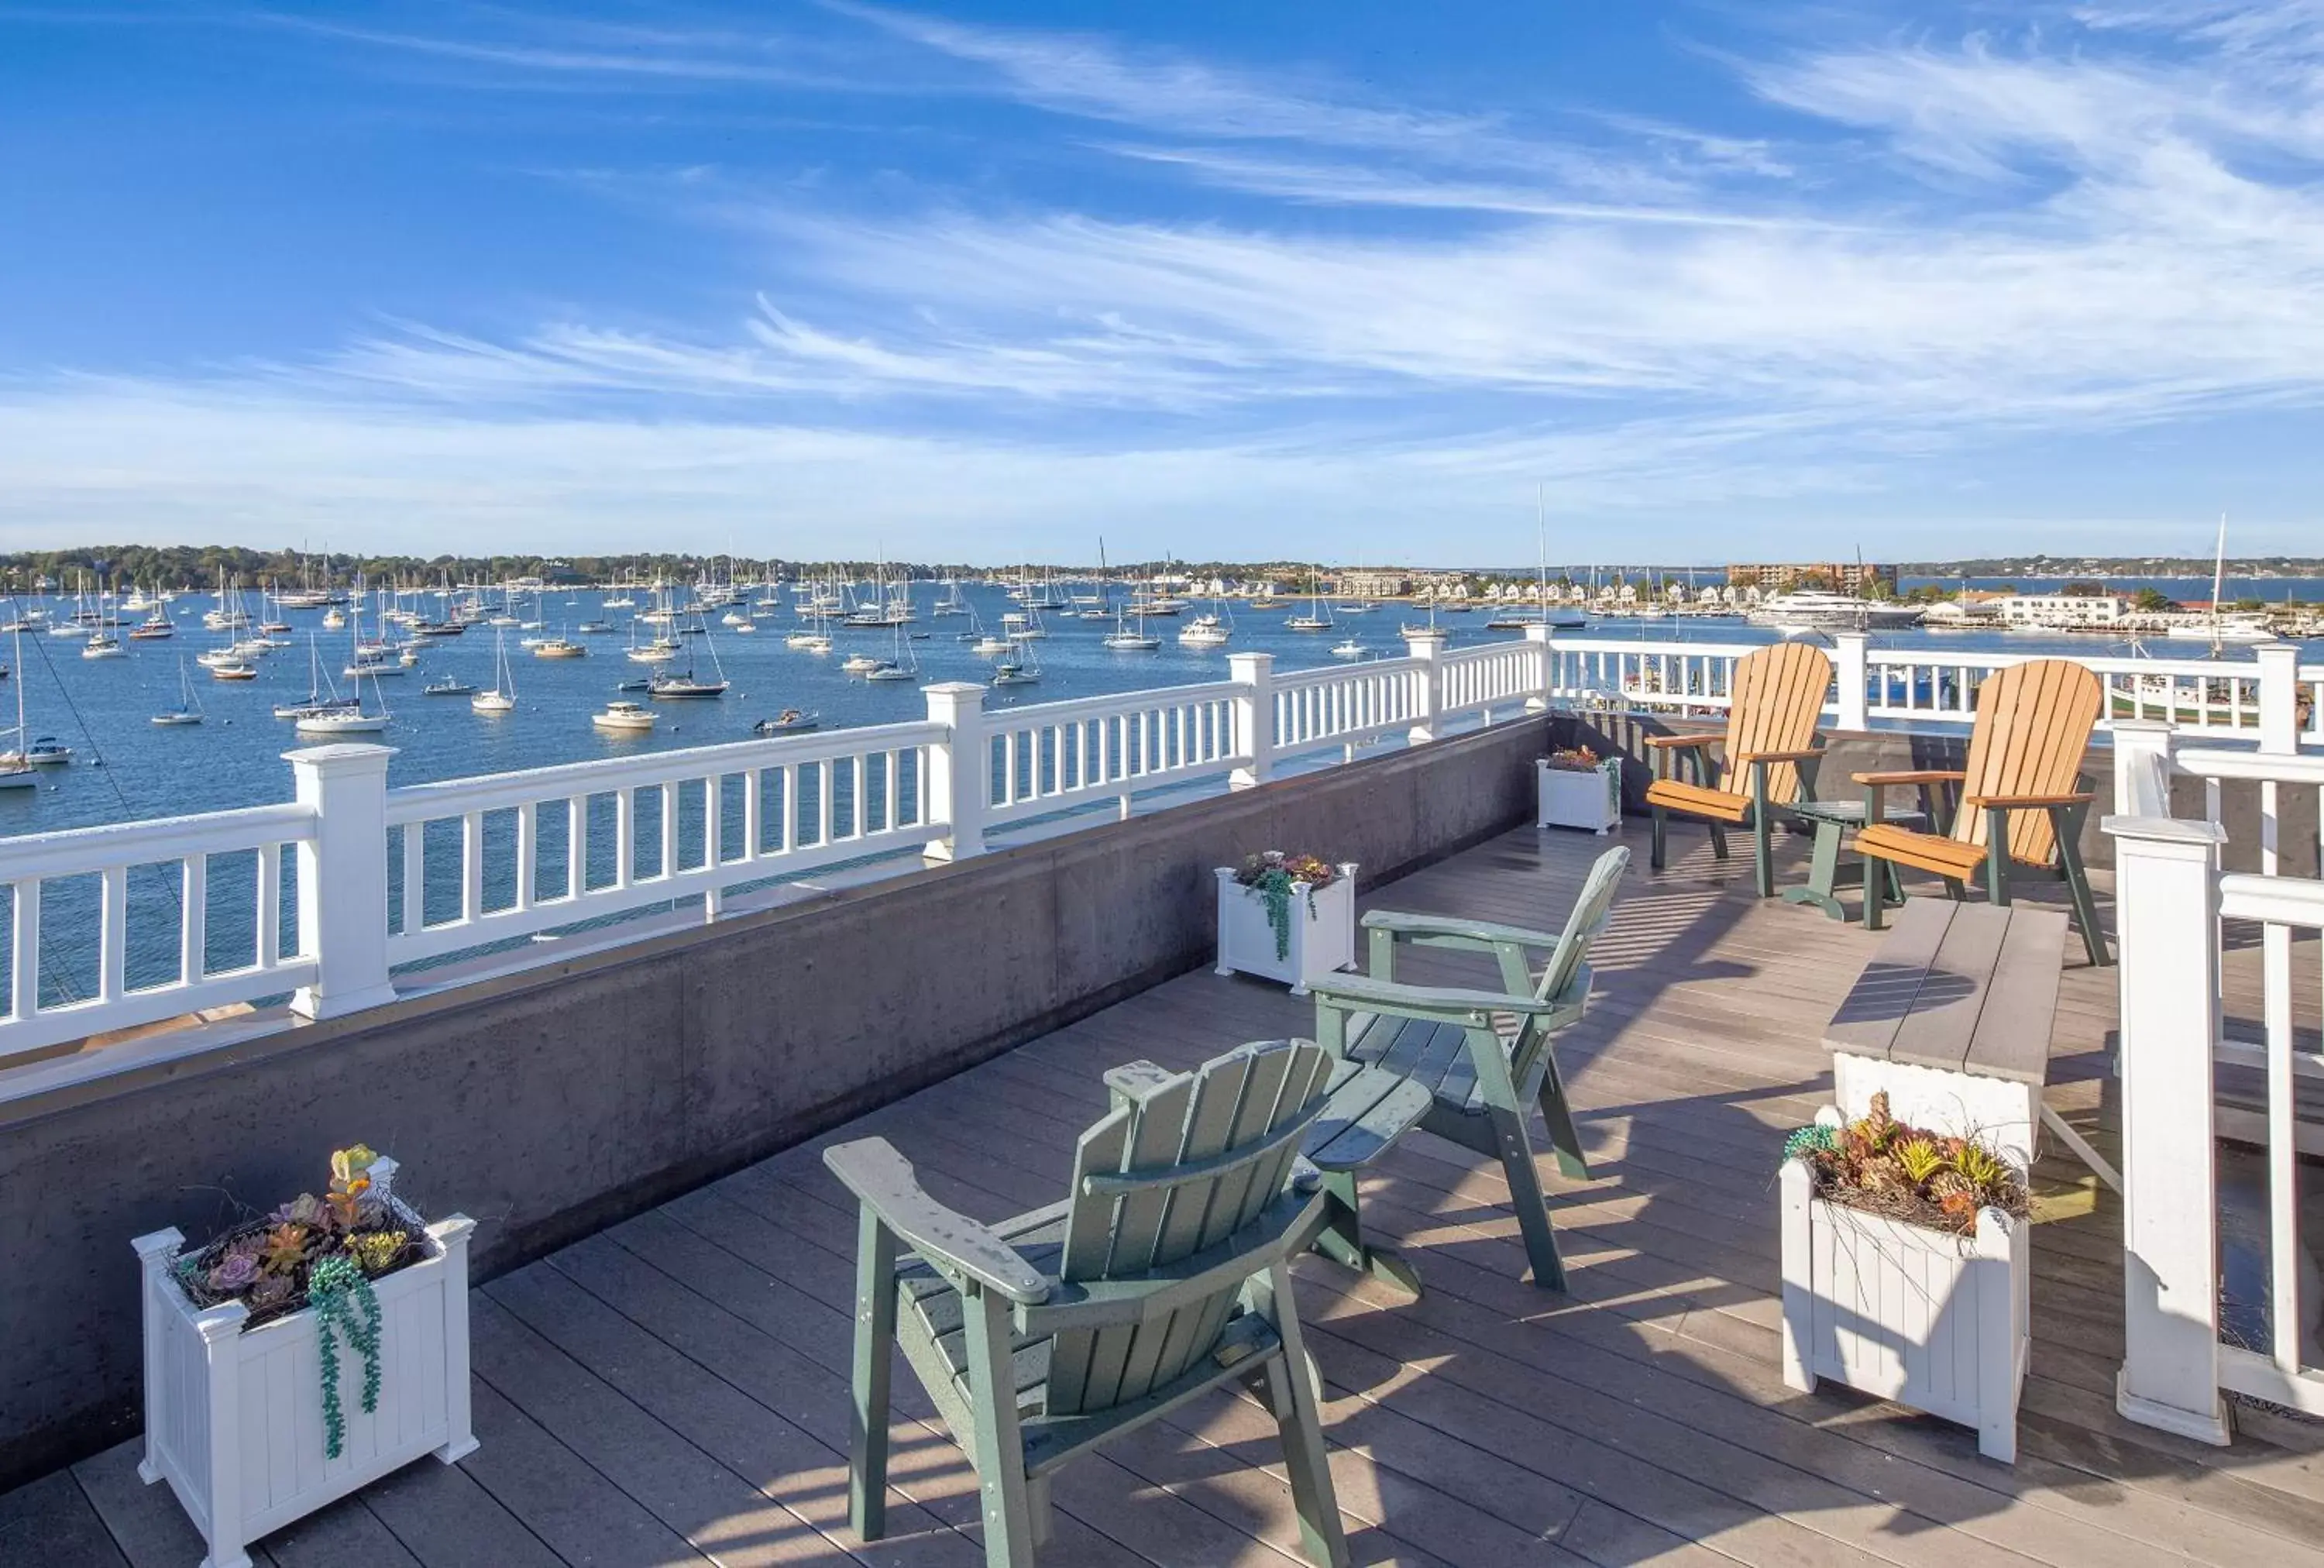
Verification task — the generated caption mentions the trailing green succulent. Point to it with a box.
[1233,851,1341,961]
[308,1255,383,1461]
[1786,1093,2027,1236]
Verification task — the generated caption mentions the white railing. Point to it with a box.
[0,633,1562,1068]
[5,625,2312,1074]
[1549,633,2315,745]
[383,721,944,965]
[2106,724,2324,1439]
[2,798,319,1056]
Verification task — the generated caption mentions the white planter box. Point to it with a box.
[132,1160,476,1568]
[1214,862,1357,995]
[1780,1146,2028,1463]
[1537,758,1622,834]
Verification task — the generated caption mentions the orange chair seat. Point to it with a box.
[1855,824,1990,876]
[1643,778,1752,824]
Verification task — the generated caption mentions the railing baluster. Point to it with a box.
[98,865,127,1003]
[181,855,206,985]
[566,795,585,899]
[515,802,538,912]
[402,821,425,932]
[12,879,39,1021]
[615,788,635,889]
[256,843,281,968]
[461,811,483,923]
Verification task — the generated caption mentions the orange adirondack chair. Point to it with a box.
[1643,641,1833,897]
[1851,658,2109,965]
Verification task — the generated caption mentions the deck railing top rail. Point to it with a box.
[3,626,2315,1081]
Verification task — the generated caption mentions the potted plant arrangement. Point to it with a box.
[1779,1094,2030,1463]
[1214,851,1357,995]
[132,1147,476,1568]
[1537,744,1622,834]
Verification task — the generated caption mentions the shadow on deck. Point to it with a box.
[11,820,2324,1568]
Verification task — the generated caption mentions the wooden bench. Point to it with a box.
[1822,899,2117,1187]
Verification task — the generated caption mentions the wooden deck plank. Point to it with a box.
[12,818,2319,1568]
[0,1469,129,1568]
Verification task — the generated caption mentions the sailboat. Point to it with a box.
[296,669,388,734]
[2167,515,2271,648]
[1,628,39,786]
[275,637,359,718]
[151,658,206,725]
[1284,570,1332,632]
[990,638,1042,685]
[1102,602,1160,650]
[648,628,730,697]
[473,629,518,714]
[865,621,920,681]
[932,576,970,617]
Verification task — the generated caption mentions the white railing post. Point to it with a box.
[285,743,398,1021]
[2110,720,2177,817]
[921,682,987,861]
[2256,641,2301,755]
[1831,631,1869,731]
[1522,624,1554,711]
[1228,652,1275,788]
[1404,630,1446,744]
[2102,794,2232,1446]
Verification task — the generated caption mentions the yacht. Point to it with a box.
[1284,572,1333,632]
[130,608,174,640]
[1331,637,1367,659]
[592,700,655,733]
[208,661,259,682]
[295,706,388,735]
[1102,606,1161,651]
[81,633,125,659]
[1744,591,1925,632]
[1177,612,1231,648]
[423,675,476,696]
[532,637,586,658]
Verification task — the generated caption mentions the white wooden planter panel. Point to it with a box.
[1536,758,1622,834]
[1214,863,1357,995]
[1831,1054,2039,1175]
[133,1164,476,1568]
[1780,1154,2027,1463]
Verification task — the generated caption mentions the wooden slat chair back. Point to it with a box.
[1307,845,1631,1293]
[1852,658,2109,965]
[1045,1040,1336,1415]
[1724,639,1833,806]
[1950,660,2104,868]
[827,1039,1350,1567]
[1645,641,1832,895]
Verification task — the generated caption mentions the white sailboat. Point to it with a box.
[865,621,920,681]
[2167,515,2271,648]
[1284,570,1332,632]
[1102,603,1160,651]
[473,629,518,714]
[1,628,39,786]
[150,658,206,725]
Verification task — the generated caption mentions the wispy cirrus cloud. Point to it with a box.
[10,2,2324,555]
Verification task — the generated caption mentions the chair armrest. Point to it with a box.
[1735,748,1826,765]
[1309,972,1562,1023]
[1360,909,1562,951]
[1642,734,1720,750]
[1965,792,2095,809]
[1853,769,1966,786]
[823,1138,1051,1304]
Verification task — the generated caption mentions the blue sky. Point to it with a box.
[3,2,2322,563]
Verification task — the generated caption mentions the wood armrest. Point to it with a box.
[823,1139,1051,1303]
[1965,792,2095,810]
[1734,748,1826,765]
[1642,734,1720,750]
[1853,769,1966,786]
[1361,910,1562,950]
[1309,972,1560,1021]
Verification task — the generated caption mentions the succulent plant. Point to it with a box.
[346,1230,404,1275]
[260,1222,310,1275]
[1896,1137,1944,1186]
[208,1252,260,1292]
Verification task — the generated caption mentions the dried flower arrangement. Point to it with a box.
[1541,745,1604,773]
[1783,1093,2028,1238]
[171,1146,425,1457]
[1232,851,1342,960]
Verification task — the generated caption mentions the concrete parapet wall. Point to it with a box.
[0,715,1550,1489]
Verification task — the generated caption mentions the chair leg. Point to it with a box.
[1863,854,1888,930]
[1752,812,1775,899]
[1535,1047,1590,1180]
[1308,1170,1422,1297]
[1942,878,1967,902]
[1261,1264,1351,1568]
[1708,821,1730,861]
[962,1286,1037,1568]
[1488,1100,1565,1291]
[2054,810,2109,965]
[1650,804,1667,871]
[849,1206,898,1542]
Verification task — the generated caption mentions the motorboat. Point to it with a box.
[1331,638,1367,658]
[423,676,476,696]
[209,662,260,681]
[592,700,655,733]
[1743,591,1924,631]
[532,637,586,658]
[1177,613,1231,648]
[753,709,820,734]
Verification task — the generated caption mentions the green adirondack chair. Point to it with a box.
[1305,845,1629,1293]
[825,1038,1349,1568]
